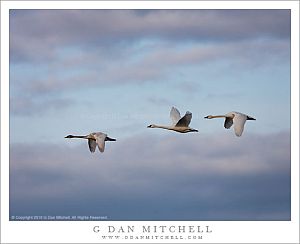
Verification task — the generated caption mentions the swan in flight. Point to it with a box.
[204,111,255,137]
[147,107,198,133]
[64,132,116,153]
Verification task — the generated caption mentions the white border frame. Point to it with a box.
[1,1,299,243]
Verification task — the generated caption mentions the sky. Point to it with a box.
[9,9,291,220]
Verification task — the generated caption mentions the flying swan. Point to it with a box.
[204,111,255,137]
[147,107,198,133]
[64,132,116,153]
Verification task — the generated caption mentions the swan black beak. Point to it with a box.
[247,116,256,120]
[106,137,116,141]
[204,116,209,119]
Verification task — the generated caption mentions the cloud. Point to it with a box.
[9,10,290,116]
[10,131,291,220]
[10,95,74,116]
[10,38,289,95]
[10,10,290,62]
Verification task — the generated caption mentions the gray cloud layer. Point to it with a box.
[10,131,291,220]
[10,10,290,62]
[9,10,291,116]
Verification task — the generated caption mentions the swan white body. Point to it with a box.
[147,107,198,133]
[204,111,255,137]
[65,132,116,153]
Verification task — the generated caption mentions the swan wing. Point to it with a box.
[233,113,247,137]
[94,132,107,153]
[88,139,97,153]
[224,117,233,129]
[175,111,192,127]
[170,107,181,125]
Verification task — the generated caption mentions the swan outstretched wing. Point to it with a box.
[233,113,247,137]
[170,107,181,125]
[88,139,97,153]
[94,132,107,153]
[175,111,192,127]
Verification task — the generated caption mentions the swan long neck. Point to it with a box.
[206,115,226,119]
[151,124,174,130]
[66,135,87,139]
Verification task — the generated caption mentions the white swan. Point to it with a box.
[64,132,116,153]
[204,111,255,137]
[147,107,198,133]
